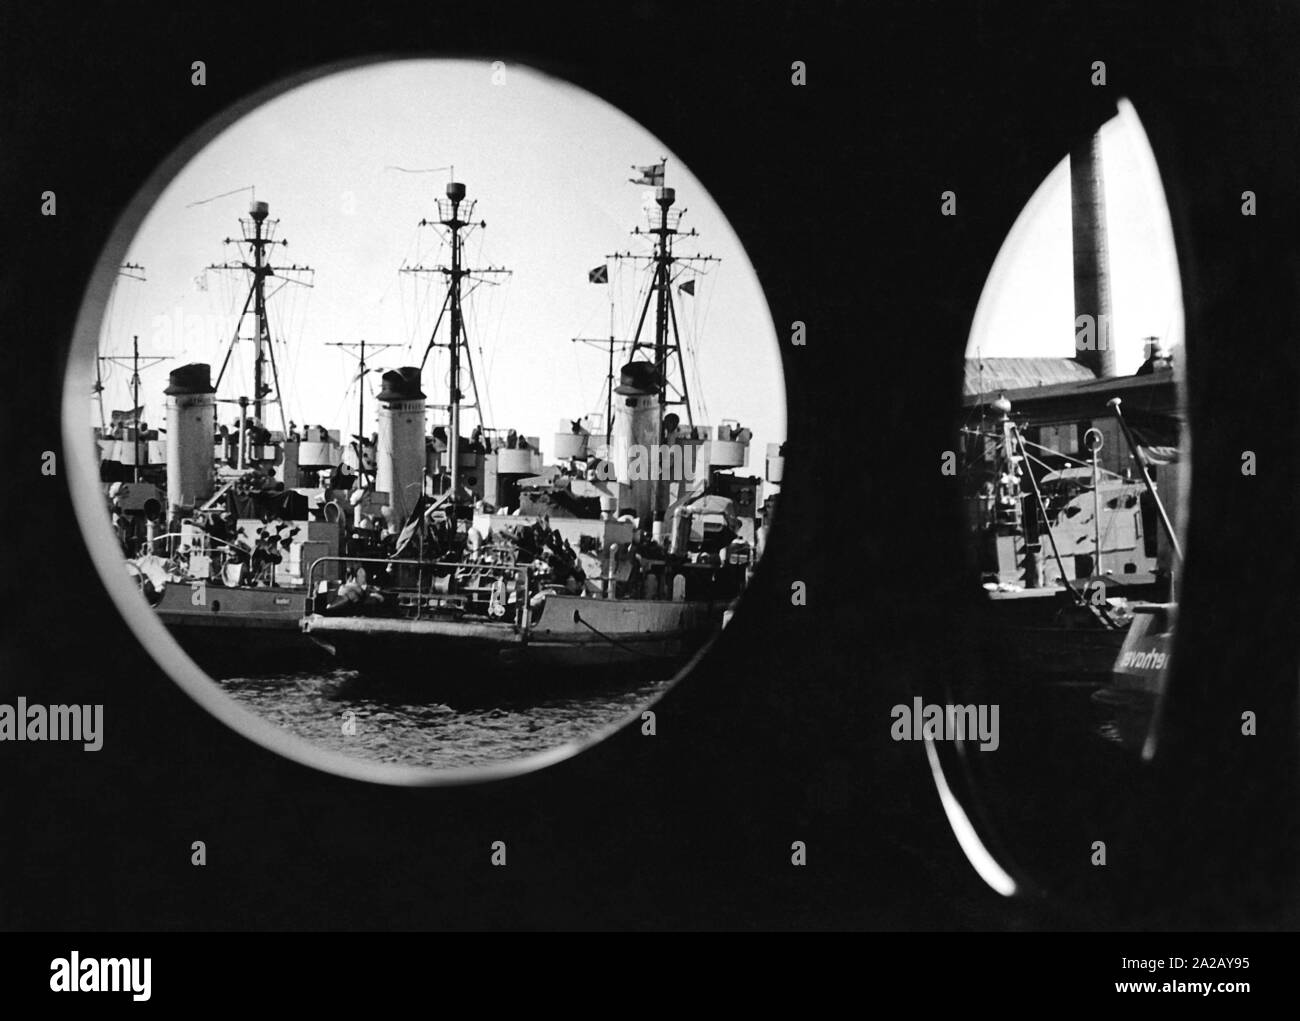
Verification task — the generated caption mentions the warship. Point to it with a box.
[301,166,772,677]
[107,166,777,683]
[111,200,347,670]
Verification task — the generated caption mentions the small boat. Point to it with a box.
[964,392,1182,684]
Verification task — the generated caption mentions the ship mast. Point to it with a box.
[95,262,148,433]
[99,320,170,483]
[404,181,510,507]
[208,200,314,435]
[614,160,719,427]
[327,338,401,486]
[572,299,634,445]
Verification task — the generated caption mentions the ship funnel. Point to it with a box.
[610,361,663,522]
[1070,133,1116,378]
[250,200,269,220]
[164,363,217,515]
[613,360,662,397]
[376,366,427,527]
[376,366,426,402]
[446,181,466,203]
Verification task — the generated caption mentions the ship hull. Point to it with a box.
[973,587,1129,683]
[984,624,1127,682]
[302,594,722,679]
[154,582,327,676]
[1089,602,1176,751]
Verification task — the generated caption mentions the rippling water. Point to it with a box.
[217,670,672,770]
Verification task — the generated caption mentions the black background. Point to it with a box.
[1,0,1297,942]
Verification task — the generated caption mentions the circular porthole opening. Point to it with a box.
[64,58,788,785]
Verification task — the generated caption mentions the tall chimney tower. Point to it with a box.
[1070,132,1116,378]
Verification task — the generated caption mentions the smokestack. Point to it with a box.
[610,361,662,523]
[1070,133,1116,378]
[375,366,426,527]
[164,363,217,515]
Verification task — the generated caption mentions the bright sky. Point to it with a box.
[967,99,1184,373]
[96,59,786,469]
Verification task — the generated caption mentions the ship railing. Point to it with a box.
[141,533,244,572]
[304,555,536,639]
[139,530,275,585]
[146,531,245,558]
[959,426,1128,482]
[155,517,364,589]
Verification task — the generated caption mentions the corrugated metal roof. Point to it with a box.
[961,364,1176,408]
[963,357,1096,396]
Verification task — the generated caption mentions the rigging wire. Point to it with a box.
[186,185,256,209]
[958,426,1127,480]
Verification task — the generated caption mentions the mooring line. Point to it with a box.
[571,610,679,660]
